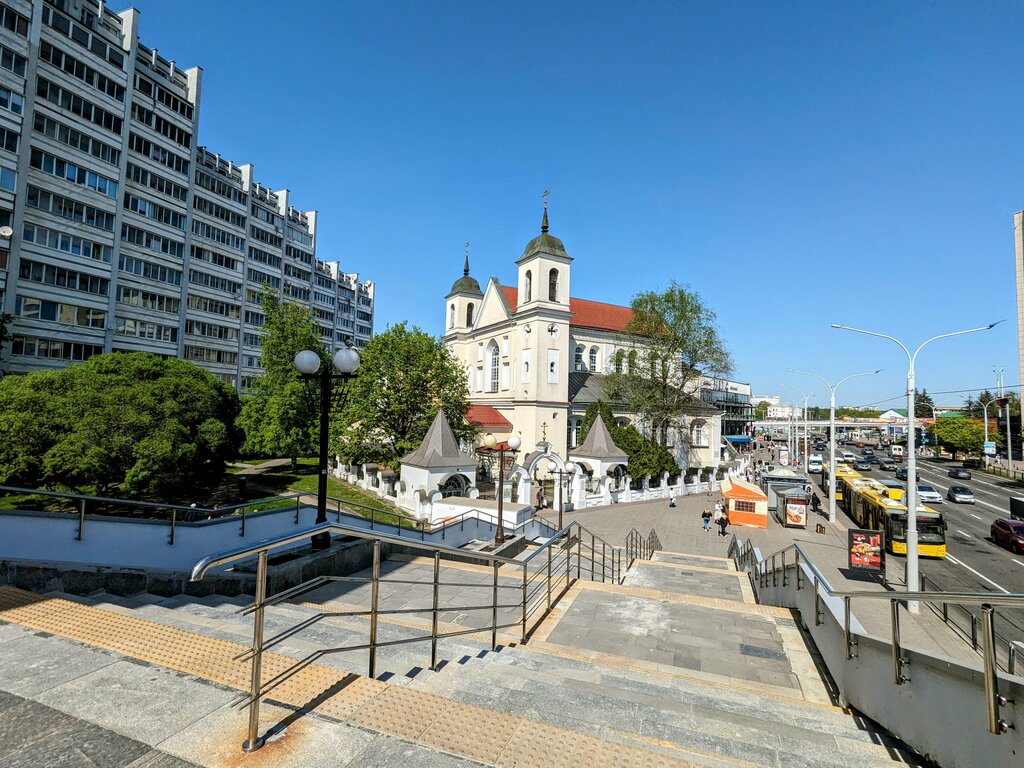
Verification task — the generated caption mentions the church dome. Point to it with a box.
[448,273,483,296]
[517,198,570,262]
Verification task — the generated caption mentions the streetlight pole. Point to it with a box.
[293,343,361,550]
[480,433,521,545]
[790,368,880,524]
[548,460,577,529]
[786,386,824,473]
[833,322,1002,613]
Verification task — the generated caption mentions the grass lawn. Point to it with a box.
[252,461,420,529]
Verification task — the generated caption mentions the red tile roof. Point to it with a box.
[465,404,513,430]
[500,286,632,333]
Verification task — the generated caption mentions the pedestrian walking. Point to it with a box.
[716,508,730,537]
[668,487,676,508]
[702,508,712,532]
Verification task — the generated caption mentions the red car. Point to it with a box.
[991,519,1024,555]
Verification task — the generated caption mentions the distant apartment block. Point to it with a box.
[0,0,374,390]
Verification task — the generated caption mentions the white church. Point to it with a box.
[443,203,723,482]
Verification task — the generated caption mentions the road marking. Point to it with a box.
[946,554,1010,593]
[911,471,1006,514]
[970,513,982,520]
[1013,559,1024,568]
[955,529,972,538]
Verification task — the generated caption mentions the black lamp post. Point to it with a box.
[547,460,577,529]
[478,432,521,545]
[293,342,360,550]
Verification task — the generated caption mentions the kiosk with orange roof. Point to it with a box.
[720,476,769,528]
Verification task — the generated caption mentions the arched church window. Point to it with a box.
[466,302,475,326]
[627,350,637,374]
[449,304,455,328]
[548,268,558,302]
[614,350,624,374]
[522,360,530,383]
[588,347,598,372]
[574,345,584,371]
[488,341,499,392]
[524,270,532,302]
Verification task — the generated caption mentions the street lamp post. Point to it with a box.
[786,386,824,473]
[833,322,1002,613]
[547,460,577,529]
[790,368,881,523]
[480,433,522,545]
[293,342,360,550]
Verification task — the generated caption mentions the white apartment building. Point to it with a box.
[0,0,373,390]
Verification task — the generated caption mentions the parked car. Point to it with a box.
[895,467,919,481]
[879,459,897,471]
[853,459,872,471]
[962,458,982,469]
[948,467,971,480]
[916,484,942,504]
[946,485,975,504]
[990,518,1024,554]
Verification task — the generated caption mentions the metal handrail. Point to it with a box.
[732,535,1021,736]
[191,515,624,752]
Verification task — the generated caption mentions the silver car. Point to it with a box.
[946,485,975,504]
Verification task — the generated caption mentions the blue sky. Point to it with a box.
[125,0,1023,409]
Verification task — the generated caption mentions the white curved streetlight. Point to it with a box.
[789,368,881,524]
[293,341,361,549]
[785,385,825,473]
[832,321,1003,612]
[547,460,577,528]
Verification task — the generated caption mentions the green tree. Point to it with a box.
[606,281,732,448]
[754,400,771,420]
[334,323,473,466]
[578,401,677,480]
[931,417,986,459]
[0,353,240,498]
[913,388,933,416]
[237,285,326,467]
[0,311,11,362]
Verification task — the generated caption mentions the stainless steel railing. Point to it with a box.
[625,527,662,567]
[729,536,1022,735]
[190,517,628,752]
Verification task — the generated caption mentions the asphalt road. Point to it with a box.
[842,451,1024,653]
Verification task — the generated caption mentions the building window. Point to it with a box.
[614,350,624,374]
[522,360,530,383]
[690,420,709,447]
[488,342,499,392]
[548,268,558,302]
[589,347,598,372]
[735,500,756,513]
[574,345,584,371]
[449,303,455,328]
[524,270,532,302]
[466,302,474,326]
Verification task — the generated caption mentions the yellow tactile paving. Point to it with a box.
[0,586,698,767]
[639,560,749,578]
[575,579,793,619]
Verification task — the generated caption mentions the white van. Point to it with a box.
[807,456,823,473]
[889,444,905,459]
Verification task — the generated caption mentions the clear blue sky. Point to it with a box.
[125,0,1023,410]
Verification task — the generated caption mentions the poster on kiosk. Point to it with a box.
[776,488,809,529]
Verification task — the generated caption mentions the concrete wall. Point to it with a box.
[752,559,1023,768]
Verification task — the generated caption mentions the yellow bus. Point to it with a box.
[846,477,947,559]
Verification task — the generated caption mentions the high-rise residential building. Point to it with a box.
[0,0,373,389]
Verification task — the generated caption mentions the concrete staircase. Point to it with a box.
[0,543,930,768]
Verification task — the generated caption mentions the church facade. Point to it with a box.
[443,205,723,475]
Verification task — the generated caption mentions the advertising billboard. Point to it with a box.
[848,529,884,573]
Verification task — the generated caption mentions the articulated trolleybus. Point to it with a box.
[834,465,947,558]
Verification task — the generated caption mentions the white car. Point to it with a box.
[916,484,943,504]
[842,452,857,462]
[807,457,823,473]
